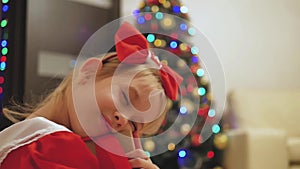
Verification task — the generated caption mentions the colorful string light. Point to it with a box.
[208,109,216,117]
[147,34,155,43]
[180,6,188,14]
[179,23,188,31]
[155,12,163,20]
[137,16,146,24]
[191,56,199,63]
[212,124,221,134]
[170,41,178,49]
[179,106,188,115]
[188,27,196,36]
[2,0,9,4]
[207,151,215,159]
[1,0,10,98]
[172,6,180,14]
[178,149,187,158]
[135,1,224,168]
[196,68,204,77]
[198,87,206,96]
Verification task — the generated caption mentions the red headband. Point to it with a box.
[114,22,183,101]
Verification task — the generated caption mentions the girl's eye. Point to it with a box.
[121,90,130,105]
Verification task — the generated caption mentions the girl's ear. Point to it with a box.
[80,58,103,74]
[77,58,103,85]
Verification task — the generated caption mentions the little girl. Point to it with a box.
[0,22,182,169]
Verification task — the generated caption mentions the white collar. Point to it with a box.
[0,117,70,165]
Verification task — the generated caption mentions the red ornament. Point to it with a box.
[190,64,200,74]
[147,0,160,5]
[0,76,4,84]
[197,106,209,118]
[207,151,215,159]
[1,56,6,62]
[144,13,152,20]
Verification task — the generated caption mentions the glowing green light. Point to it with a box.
[155,12,163,20]
[208,109,216,117]
[2,0,9,4]
[212,124,221,134]
[188,28,196,36]
[198,87,206,96]
[147,34,155,43]
[1,20,8,28]
[1,48,8,55]
[191,46,199,55]
[196,69,204,77]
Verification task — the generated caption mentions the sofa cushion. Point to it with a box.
[288,137,300,162]
[290,166,300,169]
[228,89,300,137]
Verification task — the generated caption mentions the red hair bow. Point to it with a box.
[114,22,183,100]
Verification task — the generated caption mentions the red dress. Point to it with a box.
[0,117,132,169]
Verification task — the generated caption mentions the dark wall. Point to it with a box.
[1,0,120,130]
[25,0,120,103]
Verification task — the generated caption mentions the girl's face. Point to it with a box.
[95,75,151,135]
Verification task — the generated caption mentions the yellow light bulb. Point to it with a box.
[163,1,171,8]
[180,43,188,51]
[151,5,159,12]
[154,39,162,47]
[139,2,145,8]
[168,143,176,151]
[159,0,166,4]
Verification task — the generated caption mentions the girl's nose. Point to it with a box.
[112,111,129,131]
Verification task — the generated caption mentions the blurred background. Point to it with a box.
[0,0,299,169]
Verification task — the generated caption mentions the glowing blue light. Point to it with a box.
[180,6,189,13]
[137,16,145,24]
[179,106,188,115]
[191,56,198,63]
[0,62,6,70]
[2,5,9,12]
[212,124,221,134]
[1,40,7,47]
[188,27,196,35]
[208,109,216,117]
[179,23,188,31]
[196,69,204,77]
[191,46,199,54]
[170,41,178,49]
[147,34,155,43]
[155,12,163,20]
[178,150,187,158]
[132,10,140,16]
[198,87,206,96]
[173,6,180,13]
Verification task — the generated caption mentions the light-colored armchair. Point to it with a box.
[223,88,300,169]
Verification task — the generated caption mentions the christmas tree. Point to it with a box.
[133,0,228,168]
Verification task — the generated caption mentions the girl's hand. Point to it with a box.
[126,149,159,169]
[129,158,159,169]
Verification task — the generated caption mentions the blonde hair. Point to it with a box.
[4,52,168,135]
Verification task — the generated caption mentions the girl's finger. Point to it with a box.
[129,158,159,169]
